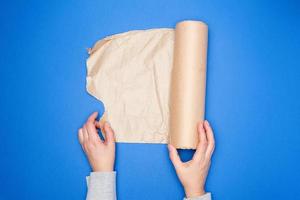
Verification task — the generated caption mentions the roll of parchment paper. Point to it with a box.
[169,21,208,149]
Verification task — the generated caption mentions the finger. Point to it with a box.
[95,121,101,128]
[82,125,89,143]
[86,120,102,144]
[103,122,115,146]
[204,120,215,158]
[95,120,105,133]
[193,121,208,161]
[168,144,183,169]
[88,111,98,122]
[78,128,84,145]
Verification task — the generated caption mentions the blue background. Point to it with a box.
[1,0,300,199]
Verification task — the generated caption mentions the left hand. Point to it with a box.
[78,112,116,172]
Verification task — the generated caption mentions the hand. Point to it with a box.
[168,120,215,198]
[78,112,116,172]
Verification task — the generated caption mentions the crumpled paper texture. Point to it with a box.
[86,21,208,149]
[86,29,174,143]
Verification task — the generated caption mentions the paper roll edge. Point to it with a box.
[176,20,208,29]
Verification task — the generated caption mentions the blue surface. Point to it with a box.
[1,0,300,199]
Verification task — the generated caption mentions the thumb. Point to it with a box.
[168,144,182,169]
[103,122,116,145]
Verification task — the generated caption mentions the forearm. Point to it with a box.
[85,171,211,200]
[86,171,116,200]
[184,193,211,200]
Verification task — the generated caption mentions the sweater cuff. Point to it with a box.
[86,171,116,200]
[184,192,211,200]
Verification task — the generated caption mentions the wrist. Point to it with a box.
[92,164,114,172]
[184,187,205,198]
[92,167,114,172]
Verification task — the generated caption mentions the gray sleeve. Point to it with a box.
[184,193,211,200]
[86,171,116,200]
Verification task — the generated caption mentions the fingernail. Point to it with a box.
[106,121,111,127]
[205,120,210,126]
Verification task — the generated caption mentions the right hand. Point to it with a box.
[168,120,215,198]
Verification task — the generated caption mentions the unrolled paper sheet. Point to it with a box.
[86,20,208,149]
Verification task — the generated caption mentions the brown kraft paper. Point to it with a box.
[86,20,208,149]
[169,21,208,149]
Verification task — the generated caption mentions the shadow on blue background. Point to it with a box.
[1,0,300,199]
